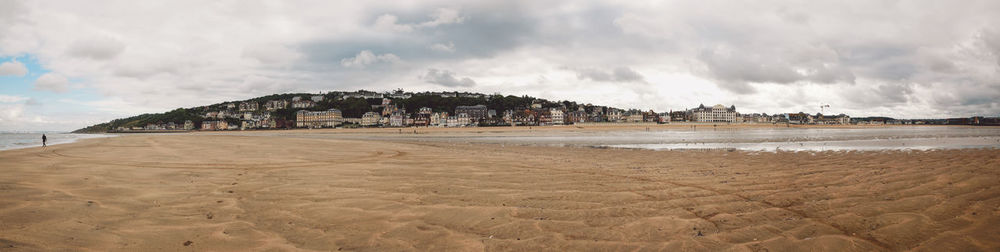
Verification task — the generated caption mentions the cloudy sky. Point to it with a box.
[1,0,999,131]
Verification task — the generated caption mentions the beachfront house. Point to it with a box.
[361,112,382,127]
[292,100,317,109]
[239,102,259,112]
[264,100,289,111]
[691,104,738,123]
[550,108,565,125]
[455,105,488,124]
[200,120,228,130]
[296,109,343,128]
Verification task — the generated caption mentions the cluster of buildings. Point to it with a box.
[285,99,850,129]
[110,90,1000,132]
[118,120,197,131]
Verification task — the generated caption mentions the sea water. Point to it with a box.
[333,126,1000,151]
[0,132,113,151]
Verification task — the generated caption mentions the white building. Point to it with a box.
[292,100,316,109]
[430,112,448,126]
[264,100,288,111]
[239,102,259,112]
[445,116,459,127]
[456,113,470,126]
[389,113,405,127]
[361,112,382,126]
[550,108,564,125]
[691,104,738,123]
[296,109,343,128]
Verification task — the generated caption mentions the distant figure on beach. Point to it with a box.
[42,134,47,147]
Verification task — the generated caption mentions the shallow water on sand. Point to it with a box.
[0,132,114,151]
[605,135,1000,151]
[195,126,1000,151]
[357,126,1000,151]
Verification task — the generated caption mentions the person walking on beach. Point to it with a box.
[42,134,47,147]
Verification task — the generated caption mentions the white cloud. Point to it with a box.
[571,66,647,83]
[0,59,27,76]
[430,41,456,53]
[242,44,302,64]
[374,14,414,32]
[421,8,465,27]
[0,1,997,131]
[0,95,28,103]
[340,50,401,68]
[0,103,25,125]
[420,68,476,87]
[34,73,69,92]
[373,8,465,33]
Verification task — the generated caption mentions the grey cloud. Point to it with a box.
[0,0,27,26]
[983,29,1000,66]
[776,8,810,24]
[699,50,801,85]
[66,36,126,60]
[0,59,27,76]
[340,50,401,68]
[6,0,1000,131]
[242,44,301,63]
[876,83,915,104]
[716,81,758,94]
[112,61,180,79]
[836,43,918,81]
[374,8,465,32]
[34,73,69,92]
[299,2,537,66]
[697,47,856,94]
[420,68,475,87]
[574,67,646,83]
[841,82,916,109]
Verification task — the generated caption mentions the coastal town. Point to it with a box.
[102,89,999,132]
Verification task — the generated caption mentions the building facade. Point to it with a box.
[292,100,316,109]
[455,105,488,122]
[264,100,288,111]
[296,109,343,128]
[691,104,738,123]
[200,120,228,130]
[361,112,382,126]
[607,108,623,122]
[550,108,565,125]
[239,102,259,112]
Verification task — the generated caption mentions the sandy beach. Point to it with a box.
[1,128,999,251]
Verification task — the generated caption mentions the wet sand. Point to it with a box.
[1,131,998,251]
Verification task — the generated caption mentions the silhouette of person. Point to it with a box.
[42,134,47,147]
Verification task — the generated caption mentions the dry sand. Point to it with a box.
[1,130,998,251]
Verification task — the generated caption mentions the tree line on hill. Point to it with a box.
[72,91,593,133]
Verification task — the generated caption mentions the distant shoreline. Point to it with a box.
[174,123,997,135]
[0,133,115,152]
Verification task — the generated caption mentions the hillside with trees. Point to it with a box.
[72,90,599,133]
